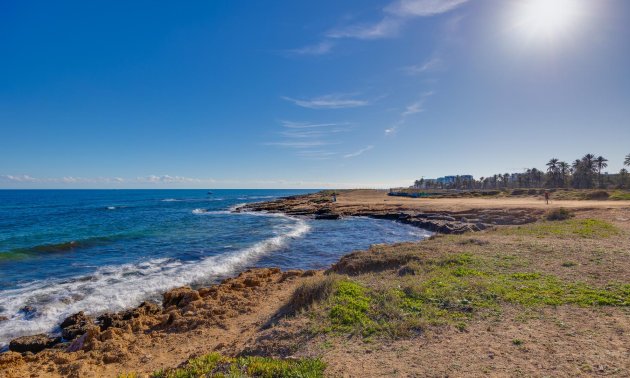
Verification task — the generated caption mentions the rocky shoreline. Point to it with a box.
[1,190,550,376]
[237,192,545,234]
[1,267,318,376]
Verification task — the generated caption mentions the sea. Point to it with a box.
[0,189,431,348]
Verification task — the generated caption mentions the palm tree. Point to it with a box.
[546,158,559,187]
[625,154,630,167]
[619,168,628,189]
[582,154,596,170]
[558,161,570,188]
[595,156,608,188]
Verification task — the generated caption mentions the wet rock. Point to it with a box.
[97,313,123,331]
[60,311,94,340]
[9,334,61,354]
[163,287,201,309]
[18,306,37,320]
[0,315,8,322]
[315,213,340,220]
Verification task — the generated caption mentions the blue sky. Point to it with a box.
[1,0,629,188]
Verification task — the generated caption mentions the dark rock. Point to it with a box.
[163,287,201,309]
[96,313,125,331]
[60,311,90,329]
[9,334,61,354]
[60,311,93,340]
[18,306,37,320]
[0,316,8,322]
[315,213,340,220]
[135,301,161,316]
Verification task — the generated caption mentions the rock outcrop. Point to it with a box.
[237,193,544,235]
[9,334,61,354]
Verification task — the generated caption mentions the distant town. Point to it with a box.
[411,154,630,190]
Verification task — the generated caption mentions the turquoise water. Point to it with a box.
[0,189,430,346]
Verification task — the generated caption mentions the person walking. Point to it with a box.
[544,190,550,205]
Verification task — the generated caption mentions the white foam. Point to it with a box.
[163,198,225,203]
[192,208,208,214]
[107,206,116,210]
[0,215,310,347]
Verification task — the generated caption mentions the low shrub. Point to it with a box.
[289,275,338,314]
[586,190,610,200]
[152,353,325,378]
[545,208,573,221]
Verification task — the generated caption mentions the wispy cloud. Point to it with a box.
[267,120,356,160]
[295,150,339,160]
[287,41,335,56]
[0,174,210,185]
[401,92,433,116]
[329,0,469,40]
[385,119,405,136]
[385,0,469,17]
[0,174,38,182]
[280,121,347,129]
[401,102,425,116]
[282,94,369,109]
[265,141,337,148]
[344,145,374,158]
[138,175,207,184]
[327,17,403,40]
[403,56,444,75]
[386,92,434,135]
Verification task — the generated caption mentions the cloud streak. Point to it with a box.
[385,0,469,17]
[403,56,444,75]
[344,145,374,158]
[328,0,469,40]
[385,92,434,135]
[282,94,369,109]
[287,41,335,56]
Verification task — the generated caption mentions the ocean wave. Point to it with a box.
[0,234,138,261]
[162,198,224,203]
[0,215,310,347]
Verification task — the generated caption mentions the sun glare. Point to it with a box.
[513,0,585,43]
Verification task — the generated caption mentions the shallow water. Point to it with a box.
[0,189,431,346]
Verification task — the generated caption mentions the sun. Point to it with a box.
[512,0,585,42]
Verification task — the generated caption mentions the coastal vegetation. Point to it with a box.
[413,153,630,190]
[295,218,628,339]
[145,353,325,378]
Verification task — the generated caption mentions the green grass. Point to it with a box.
[501,219,620,238]
[609,191,630,201]
[327,279,376,336]
[151,353,325,378]
[306,253,629,339]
